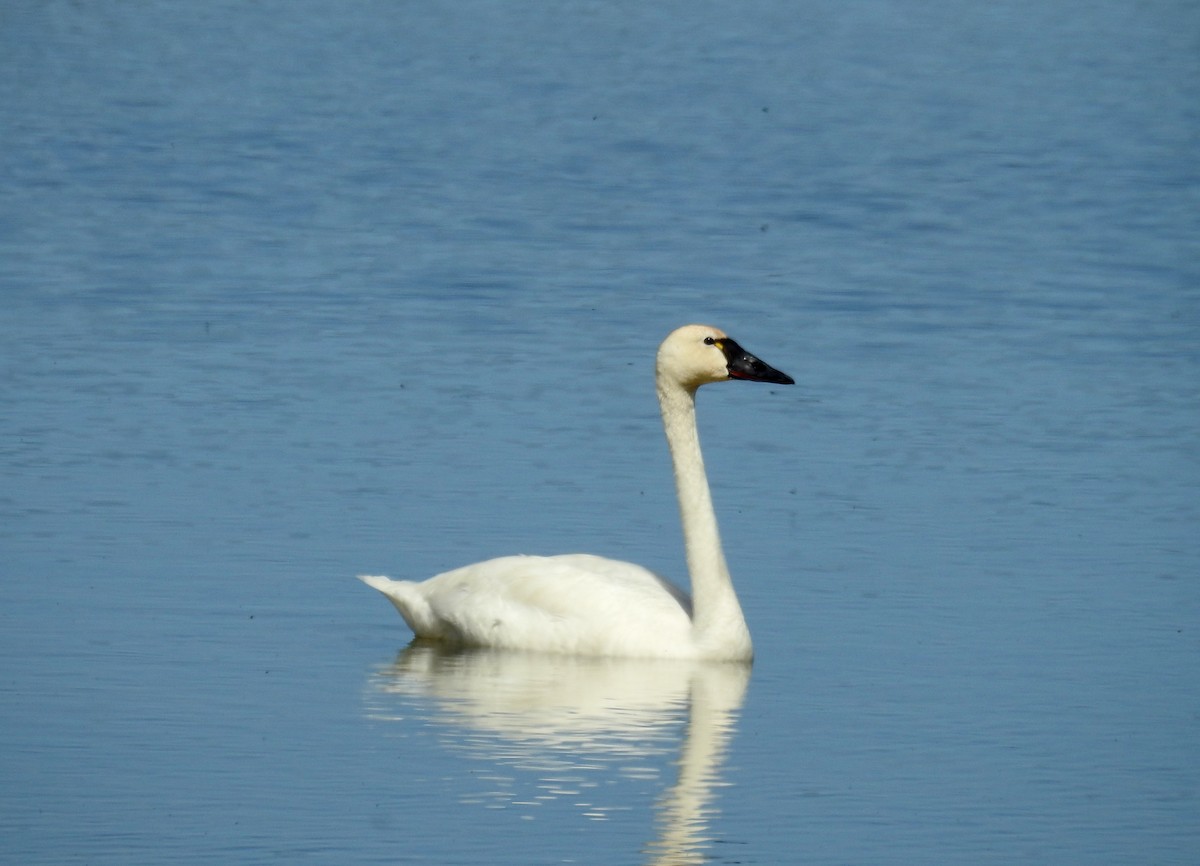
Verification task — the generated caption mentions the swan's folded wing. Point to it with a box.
[416,555,695,656]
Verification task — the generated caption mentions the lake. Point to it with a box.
[1,1,1197,863]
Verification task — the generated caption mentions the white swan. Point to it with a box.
[359,324,793,660]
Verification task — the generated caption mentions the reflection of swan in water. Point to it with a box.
[359,325,792,660]
[366,645,750,863]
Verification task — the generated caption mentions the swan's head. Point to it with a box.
[656,324,794,391]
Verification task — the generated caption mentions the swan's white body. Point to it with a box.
[359,324,793,661]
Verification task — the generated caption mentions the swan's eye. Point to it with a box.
[703,336,716,345]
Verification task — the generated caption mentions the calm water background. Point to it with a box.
[2,1,1197,863]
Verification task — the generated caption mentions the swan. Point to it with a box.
[359,324,793,660]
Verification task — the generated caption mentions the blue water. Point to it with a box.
[2,1,1198,863]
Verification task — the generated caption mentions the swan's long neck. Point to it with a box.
[657,378,752,659]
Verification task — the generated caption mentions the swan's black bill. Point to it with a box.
[720,339,795,385]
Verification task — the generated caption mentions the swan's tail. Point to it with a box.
[358,574,396,594]
[357,574,436,637]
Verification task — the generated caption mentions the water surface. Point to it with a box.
[2,1,1197,864]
